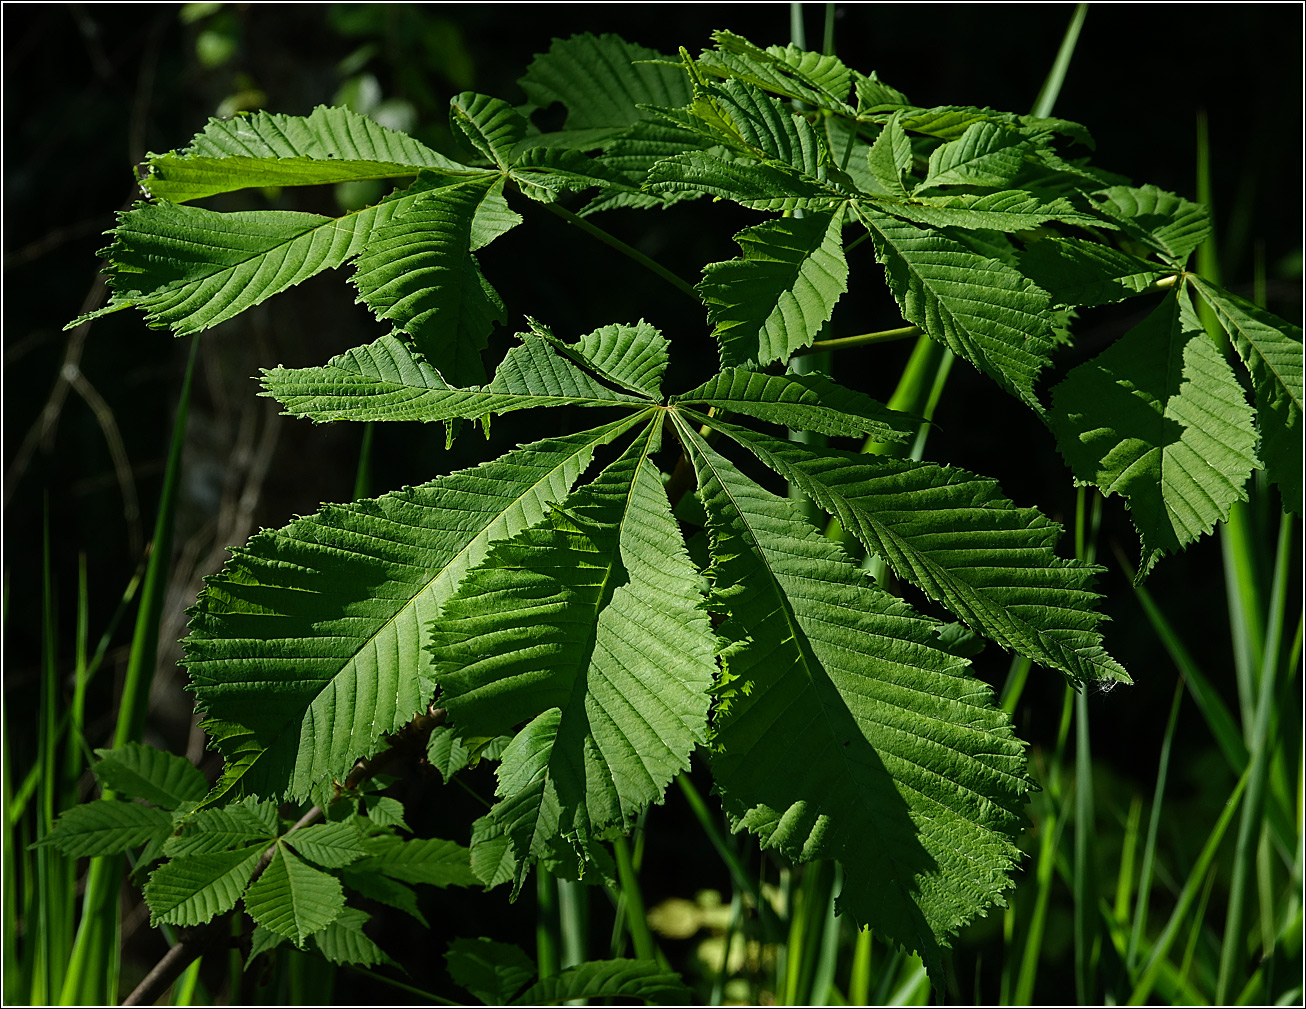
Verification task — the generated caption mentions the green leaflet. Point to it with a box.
[33,801,172,858]
[428,425,716,891]
[915,120,1030,193]
[645,150,842,212]
[854,71,911,113]
[450,92,526,170]
[186,416,646,803]
[1191,276,1304,514]
[1051,288,1260,578]
[858,202,1056,414]
[672,369,916,442]
[351,174,513,387]
[531,319,669,398]
[145,844,264,927]
[163,800,279,857]
[261,326,649,425]
[312,908,394,968]
[881,190,1100,233]
[698,30,854,113]
[90,741,208,809]
[674,418,1030,978]
[1018,237,1164,307]
[68,197,412,336]
[142,105,470,202]
[511,958,692,1006]
[687,79,826,171]
[518,33,692,138]
[243,844,345,946]
[446,937,536,1005]
[698,208,849,367]
[284,822,369,869]
[699,417,1129,685]
[351,834,478,888]
[865,111,913,196]
[1088,184,1211,266]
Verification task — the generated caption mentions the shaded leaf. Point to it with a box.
[1088,185,1211,266]
[1050,289,1260,577]
[698,208,848,367]
[446,937,535,1005]
[35,800,172,857]
[311,907,396,967]
[512,958,691,1006]
[91,742,208,809]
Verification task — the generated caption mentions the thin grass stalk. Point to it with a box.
[612,833,660,965]
[848,927,872,1006]
[1,705,19,1006]
[1128,764,1251,1004]
[1030,4,1089,119]
[1216,516,1291,1001]
[809,863,840,1005]
[1013,787,1068,1004]
[536,870,561,980]
[709,889,744,1006]
[61,335,200,1005]
[1127,679,1183,970]
[353,421,374,501]
[556,876,588,969]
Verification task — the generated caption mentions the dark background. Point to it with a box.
[4,3,1301,1003]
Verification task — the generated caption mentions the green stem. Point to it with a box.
[798,324,921,354]
[541,202,699,301]
[612,834,659,964]
[1030,4,1089,119]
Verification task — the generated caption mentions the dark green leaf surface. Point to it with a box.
[91,742,208,809]
[187,418,643,803]
[142,105,469,202]
[708,421,1129,684]
[446,937,536,1005]
[243,844,345,945]
[311,908,395,967]
[145,844,263,927]
[511,958,692,1006]
[429,431,716,889]
[859,204,1056,412]
[675,419,1030,977]
[1051,289,1260,576]
[35,800,172,857]
[699,209,848,366]
[1191,277,1303,514]
[673,370,916,442]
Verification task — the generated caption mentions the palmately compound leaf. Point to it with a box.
[1051,288,1260,577]
[91,742,208,808]
[858,202,1056,414]
[698,208,848,367]
[703,418,1129,685]
[1088,184,1211,267]
[1190,276,1303,514]
[673,417,1030,981]
[145,844,264,927]
[865,111,913,196]
[351,174,514,387]
[445,937,536,1005]
[243,843,345,946]
[428,425,716,891]
[141,105,470,203]
[261,326,649,425]
[511,958,692,1007]
[186,416,645,804]
[34,800,172,858]
[672,369,917,443]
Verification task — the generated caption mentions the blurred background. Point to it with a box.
[4,3,1301,1003]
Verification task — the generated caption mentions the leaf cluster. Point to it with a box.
[65,29,1301,989]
